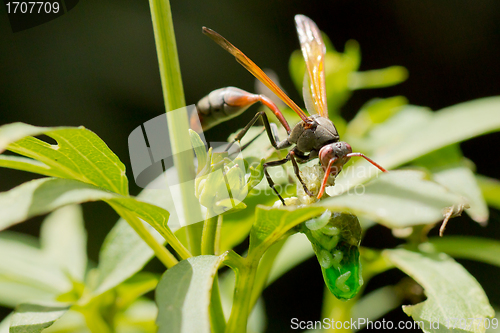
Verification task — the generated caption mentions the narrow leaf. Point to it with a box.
[9,303,70,333]
[332,97,500,195]
[0,233,71,307]
[428,237,500,267]
[384,248,494,333]
[40,205,87,282]
[0,314,11,333]
[92,219,163,296]
[476,175,500,210]
[0,155,65,178]
[93,171,182,296]
[156,254,227,333]
[321,170,461,228]
[0,178,171,245]
[0,178,115,231]
[250,205,325,255]
[433,166,488,223]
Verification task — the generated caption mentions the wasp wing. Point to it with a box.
[295,15,328,118]
[203,27,309,122]
[302,72,316,116]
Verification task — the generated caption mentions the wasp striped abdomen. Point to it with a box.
[191,87,288,133]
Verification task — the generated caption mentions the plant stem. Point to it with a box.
[322,289,356,333]
[202,211,219,255]
[210,275,227,333]
[120,209,178,268]
[225,257,259,333]
[249,238,286,308]
[148,0,203,255]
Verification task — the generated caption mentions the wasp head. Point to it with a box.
[318,141,352,176]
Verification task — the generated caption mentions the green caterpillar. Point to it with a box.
[301,210,363,300]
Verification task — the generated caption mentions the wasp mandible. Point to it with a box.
[193,15,387,205]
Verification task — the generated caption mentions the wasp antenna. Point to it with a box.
[346,153,387,173]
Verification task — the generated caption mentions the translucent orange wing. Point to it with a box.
[295,15,328,118]
[203,27,309,122]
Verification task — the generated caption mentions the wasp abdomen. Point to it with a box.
[191,87,258,132]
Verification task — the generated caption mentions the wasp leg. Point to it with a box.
[226,111,292,152]
[289,150,313,197]
[263,157,290,205]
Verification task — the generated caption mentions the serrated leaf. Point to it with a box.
[428,237,500,267]
[249,205,325,255]
[384,248,494,333]
[155,255,227,333]
[321,170,461,228]
[332,97,500,196]
[0,123,128,195]
[40,205,87,282]
[9,303,70,333]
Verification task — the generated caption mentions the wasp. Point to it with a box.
[194,15,387,205]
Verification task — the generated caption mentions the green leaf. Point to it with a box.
[433,165,488,223]
[249,205,325,255]
[352,286,401,327]
[0,178,171,241]
[93,172,183,296]
[0,232,72,307]
[413,145,488,223]
[428,237,500,267]
[189,130,207,174]
[384,248,494,333]
[0,178,115,231]
[349,66,408,90]
[115,272,159,309]
[321,170,461,228]
[0,155,64,178]
[0,123,128,195]
[332,97,500,195]
[346,96,408,139]
[91,219,161,296]
[0,123,53,153]
[219,189,276,253]
[9,303,70,333]
[40,205,87,282]
[381,97,500,167]
[0,314,11,333]
[156,254,227,333]
[267,233,314,285]
[476,175,500,210]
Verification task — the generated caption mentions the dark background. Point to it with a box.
[1,1,500,331]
